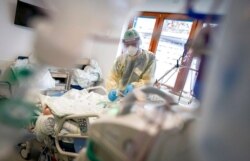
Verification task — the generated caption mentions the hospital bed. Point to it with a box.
[19,86,109,161]
[54,114,99,158]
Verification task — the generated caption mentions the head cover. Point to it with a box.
[122,28,141,44]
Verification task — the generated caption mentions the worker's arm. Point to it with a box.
[131,57,156,88]
[105,57,122,91]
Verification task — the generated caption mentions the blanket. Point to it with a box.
[40,89,109,117]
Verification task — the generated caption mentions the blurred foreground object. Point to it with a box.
[191,26,218,100]
[76,87,197,161]
[191,25,217,56]
[33,0,147,67]
[197,0,250,161]
[0,99,36,128]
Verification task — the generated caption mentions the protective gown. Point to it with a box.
[106,49,156,91]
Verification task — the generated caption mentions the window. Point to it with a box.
[133,17,156,50]
[155,19,193,87]
[130,12,204,102]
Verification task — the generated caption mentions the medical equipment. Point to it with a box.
[154,54,198,104]
[186,0,223,22]
[76,86,197,161]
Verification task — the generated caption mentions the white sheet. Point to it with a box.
[42,89,108,117]
[71,59,102,88]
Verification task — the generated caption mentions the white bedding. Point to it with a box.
[35,89,109,143]
[40,89,109,117]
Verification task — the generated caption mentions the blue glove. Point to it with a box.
[123,84,134,96]
[108,89,118,101]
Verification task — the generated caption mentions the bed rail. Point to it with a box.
[54,114,99,158]
[86,86,107,95]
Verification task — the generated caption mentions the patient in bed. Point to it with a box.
[34,88,110,146]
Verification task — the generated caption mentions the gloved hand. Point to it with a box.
[123,84,134,96]
[108,89,118,101]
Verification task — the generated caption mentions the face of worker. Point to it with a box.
[123,41,140,56]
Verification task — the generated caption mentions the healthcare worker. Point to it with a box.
[106,28,156,101]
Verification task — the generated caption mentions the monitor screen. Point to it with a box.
[14,1,46,27]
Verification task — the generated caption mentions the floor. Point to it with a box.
[2,152,27,161]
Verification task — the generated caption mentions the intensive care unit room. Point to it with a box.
[0,0,249,161]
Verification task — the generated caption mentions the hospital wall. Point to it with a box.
[0,0,43,77]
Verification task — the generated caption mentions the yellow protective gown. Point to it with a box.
[106,49,156,91]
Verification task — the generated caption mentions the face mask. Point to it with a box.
[126,46,138,56]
